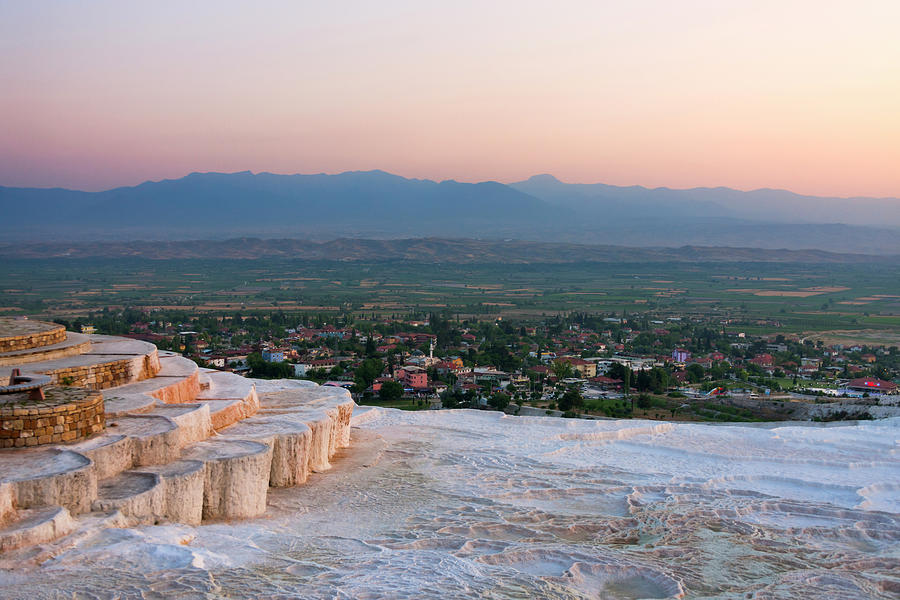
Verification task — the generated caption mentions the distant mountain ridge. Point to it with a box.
[0,237,895,264]
[2,170,898,253]
[510,174,900,226]
[0,169,553,229]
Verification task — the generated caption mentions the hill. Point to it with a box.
[0,237,894,264]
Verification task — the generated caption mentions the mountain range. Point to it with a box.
[2,170,899,253]
[511,174,900,227]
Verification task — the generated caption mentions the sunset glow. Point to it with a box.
[1,0,898,196]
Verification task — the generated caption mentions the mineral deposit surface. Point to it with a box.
[0,409,897,599]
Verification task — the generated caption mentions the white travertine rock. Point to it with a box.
[325,401,355,450]
[148,403,212,446]
[103,392,157,418]
[65,434,134,480]
[198,370,258,407]
[0,338,358,553]
[267,425,312,486]
[250,378,318,393]
[335,400,354,449]
[112,415,182,466]
[0,506,75,553]
[200,398,248,431]
[306,413,336,472]
[252,383,355,472]
[213,380,354,487]
[0,449,97,514]
[220,419,314,487]
[134,460,205,525]
[182,439,273,520]
[2,357,898,600]
[147,356,200,405]
[198,370,260,430]
[91,472,165,525]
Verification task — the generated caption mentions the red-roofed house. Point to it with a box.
[750,354,774,367]
[846,378,898,394]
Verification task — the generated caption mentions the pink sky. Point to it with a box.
[1,1,898,196]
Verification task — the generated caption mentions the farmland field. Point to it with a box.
[2,258,899,335]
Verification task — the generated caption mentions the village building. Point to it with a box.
[846,378,898,394]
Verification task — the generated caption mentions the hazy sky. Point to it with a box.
[1,1,898,196]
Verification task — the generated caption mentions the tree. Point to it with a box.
[441,388,463,409]
[329,363,345,377]
[305,367,329,381]
[636,393,653,410]
[636,369,652,392]
[354,358,384,392]
[557,388,584,412]
[379,380,404,402]
[247,352,293,379]
[686,363,706,383]
[607,362,632,384]
[552,360,574,380]
[648,367,670,394]
[487,392,510,412]
[441,388,475,409]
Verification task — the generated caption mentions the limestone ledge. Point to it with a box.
[148,369,201,405]
[0,378,355,555]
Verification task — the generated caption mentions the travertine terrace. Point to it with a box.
[0,318,354,553]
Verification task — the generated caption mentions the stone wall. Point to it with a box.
[43,352,160,391]
[0,324,66,353]
[0,388,104,448]
[0,339,92,367]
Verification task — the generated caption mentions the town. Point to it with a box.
[53,307,900,423]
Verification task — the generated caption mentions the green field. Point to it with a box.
[2,258,899,337]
